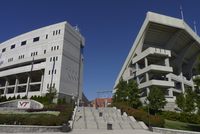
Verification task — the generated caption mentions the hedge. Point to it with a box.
[112,102,165,127]
[161,111,200,124]
[0,104,73,126]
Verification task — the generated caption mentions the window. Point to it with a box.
[53,57,55,61]
[57,46,59,50]
[54,46,56,50]
[46,34,48,39]
[21,41,27,46]
[33,37,40,42]
[47,84,49,88]
[49,70,50,75]
[56,56,58,61]
[50,57,52,62]
[36,52,38,55]
[51,47,53,51]
[2,48,6,53]
[55,69,56,74]
[58,30,61,34]
[53,83,55,88]
[56,30,58,35]
[11,44,15,49]
[44,50,46,54]
[53,31,55,35]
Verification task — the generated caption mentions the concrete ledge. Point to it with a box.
[0,124,70,133]
[153,127,200,134]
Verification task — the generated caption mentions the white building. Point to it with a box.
[0,21,85,101]
[114,12,200,110]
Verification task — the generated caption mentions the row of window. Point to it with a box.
[31,52,38,57]
[1,36,40,53]
[1,28,62,53]
[50,56,58,62]
[8,58,13,62]
[47,83,55,88]
[53,30,61,36]
[19,55,25,59]
[49,69,57,75]
[51,45,59,51]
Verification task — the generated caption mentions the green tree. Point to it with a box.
[176,93,185,111]
[176,87,195,113]
[113,78,128,103]
[127,79,142,108]
[147,86,167,115]
[113,78,141,108]
[46,87,57,104]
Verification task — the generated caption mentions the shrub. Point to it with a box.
[161,111,200,124]
[0,103,73,126]
[112,102,165,127]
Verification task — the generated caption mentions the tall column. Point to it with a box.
[144,58,149,82]
[14,78,18,96]
[26,76,30,97]
[180,73,185,93]
[40,73,44,94]
[136,63,140,84]
[144,58,148,67]
[165,58,170,67]
[136,63,139,71]
[147,87,150,96]
[146,73,149,82]
[191,78,195,91]
[169,88,173,97]
[4,80,8,96]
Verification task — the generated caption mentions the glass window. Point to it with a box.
[33,37,40,42]
[57,46,59,50]
[11,44,15,49]
[46,34,48,39]
[21,41,27,46]
[44,50,46,54]
[2,48,6,53]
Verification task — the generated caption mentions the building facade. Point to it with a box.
[0,21,84,101]
[114,12,200,110]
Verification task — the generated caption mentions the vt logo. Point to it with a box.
[19,101,29,107]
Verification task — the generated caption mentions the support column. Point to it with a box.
[144,57,148,67]
[4,80,8,96]
[146,73,149,82]
[180,73,185,93]
[191,78,195,91]
[165,58,170,67]
[14,78,18,96]
[147,87,150,96]
[169,88,173,97]
[136,63,140,84]
[40,73,44,94]
[26,76,30,97]
[136,63,139,71]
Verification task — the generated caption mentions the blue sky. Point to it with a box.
[0,0,200,100]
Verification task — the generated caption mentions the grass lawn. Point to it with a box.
[164,119,200,132]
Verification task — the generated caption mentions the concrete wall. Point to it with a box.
[153,127,200,134]
[0,125,66,133]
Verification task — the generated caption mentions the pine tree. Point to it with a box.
[147,86,166,115]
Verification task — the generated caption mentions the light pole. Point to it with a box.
[145,98,151,131]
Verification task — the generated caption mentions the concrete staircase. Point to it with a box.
[73,107,145,130]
